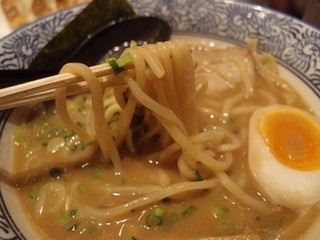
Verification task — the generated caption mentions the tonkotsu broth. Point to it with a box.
[12,37,313,240]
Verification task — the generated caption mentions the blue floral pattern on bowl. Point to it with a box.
[0,6,84,70]
[0,0,320,239]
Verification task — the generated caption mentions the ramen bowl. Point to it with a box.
[0,0,320,239]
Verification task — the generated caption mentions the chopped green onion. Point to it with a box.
[108,59,124,74]
[116,53,133,67]
[129,40,137,48]
[86,221,96,233]
[194,170,203,181]
[68,223,78,232]
[60,209,78,227]
[48,127,74,139]
[154,208,165,217]
[69,209,77,218]
[211,204,229,219]
[93,164,103,179]
[145,208,165,227]
[81,95,88,103]
[107,53,133,74]
[105,57,117,63]
[70,140,88,153]
[130,237,138,240]
[49,167,62,178]
[27,183,39,200]
[60,215,69,224]
[182,205,197,217]
[218,221,244,233]
[145,213,162,227]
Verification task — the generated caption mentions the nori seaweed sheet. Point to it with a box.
[29,0,135,70]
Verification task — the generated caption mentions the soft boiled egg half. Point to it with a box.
[248,104,320,209]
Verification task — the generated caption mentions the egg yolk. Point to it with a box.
[259,108,320,171]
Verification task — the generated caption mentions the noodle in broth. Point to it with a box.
[12,38,319,239]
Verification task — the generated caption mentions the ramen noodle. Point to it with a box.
[12,38,320,239]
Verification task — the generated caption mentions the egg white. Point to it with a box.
[248,104,320,209]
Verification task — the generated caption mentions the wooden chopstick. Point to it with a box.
[0,63,129,110]
[0,63,113,102]
[0,77,127,110]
